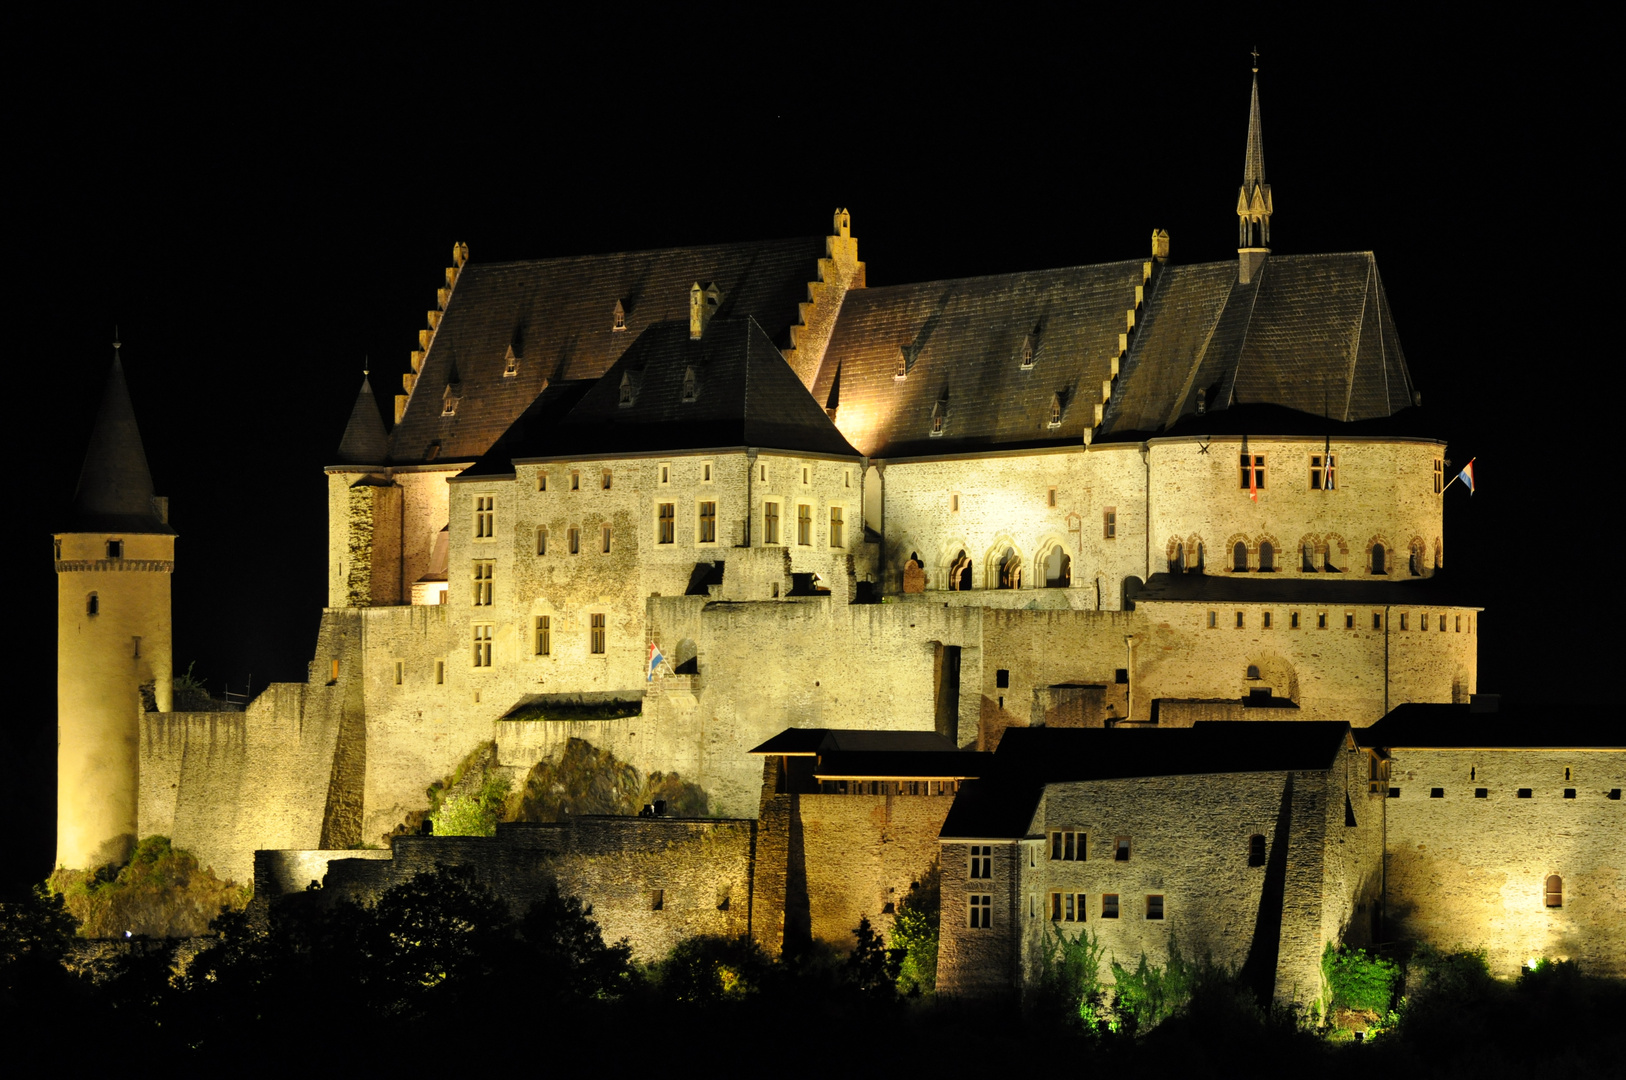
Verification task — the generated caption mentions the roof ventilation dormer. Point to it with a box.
[897,341,921,381]
[690,282,722,339]
[613,299,627,332]
[619,370,640,407]
[682,365,700,403]
[1020,331,1038,370]
[1048,391,1064,429]
[930,394,948,437]
[502,344,520,378]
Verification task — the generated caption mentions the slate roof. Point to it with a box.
[810,262,1147,457]
[1133,571,1479,607]
[464,317,860,471]
[388,237,827,465]
[748,728,963,755]
[940,722,1349,839]
[1101,253,1416,440]
[813,750,991,781]
[332,374,390,466]
[1356,704,1625,750]
[68,351,173,535]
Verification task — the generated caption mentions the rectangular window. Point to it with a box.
[950,492,960,512]
[1475,788,1488,798]
[651,889,664,912]
[108,539,124,559]
[1113,837,1131,861]
[1048,892,1086,923]
[1400,613,1408,630]
[968,894,992,929]
[435,659,445,685]
[601,524,612,554]
[829,506,844,549]
[1291,611,1300,629]
[1310,454,1336,490]
[699,501,716,543]
[1439,614,1447,631]
[601,470,613,491]
[659,463,670,485]
[568,526,580,554]
[1049,830,1085,861]
[797,504,812,546]
[1262,611,1272,629]
[1103,507,1116,539]
[701,462,712,482]
[1317,612,1328,629]
[1345,612,1355,629]
[537,471,547,492]
[474,495,494,538]
[1240,453,1266,491]
[571,470,580,491]
[843,469,851,489]
[590,613,606,655]
[969,844,992,879]
[393,660,403,686]
[763,502,780,545]
[1433,459,1443,494]
[535,615,551,656]
[472,560,493,606]
[760,463,766,481]
[1146,895,1164,920]
[1207,610,1217,629]
[1235,611,1245,629]
[536,527,548,556]
[1373,612,1383,630]
[657,503,675,544]
[1101,894,1120,919]
[1047,487,1057,507]
[1455,615,1461,632]
[472,625,492,667]
[801,466,810,485]
[1430,788,1444,798]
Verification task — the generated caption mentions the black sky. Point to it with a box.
[11,9,1610,886]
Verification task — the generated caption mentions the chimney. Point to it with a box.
[690,282,721,339]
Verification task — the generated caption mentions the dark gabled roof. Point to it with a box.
[811,262,1146,457]
[814,750,991,781]
[332,374,390,466]
[388,237,827,464]
[68,351,173,535]
[940,722,1350,839]
[1100,253,1416,440]
[482,317,860,463]
[748,728,962,755]
[457,379,596,478]
[1133,571,1479,607]
[1356,703,1625,750]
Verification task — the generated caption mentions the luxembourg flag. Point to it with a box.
[647,642,666,682]
[1456,458,1475,495]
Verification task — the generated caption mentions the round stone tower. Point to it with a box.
[54,341,175,871]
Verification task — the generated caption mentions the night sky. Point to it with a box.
[12,11,1609,886]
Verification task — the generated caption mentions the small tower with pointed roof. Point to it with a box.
[1237,49,1273,283]
[55,338,175,871]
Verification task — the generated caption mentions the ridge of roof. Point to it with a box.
[69,348,173,535]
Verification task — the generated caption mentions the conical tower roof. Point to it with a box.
[334,372,390,465]
[69,344,172,534]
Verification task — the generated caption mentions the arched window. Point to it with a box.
[1233,542,1248,572]
[1371,543,1386,575]
[1259,541,1274,573]
[1302,542,1315,572]
[1409,544,1422,576]
[86,593,99,617]
[950,550,972,591]
[1043,546,1071,588]
[1545,875,1563,908]
[1248,834,1266,867]
[997,547,1022,589]
[1170,542,1184,573]
[1246,665,1261,680]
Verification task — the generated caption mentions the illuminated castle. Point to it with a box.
[57,66,1622,996]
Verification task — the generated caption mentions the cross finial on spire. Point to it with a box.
[1251,45,1259,73]
[113,325,121,352]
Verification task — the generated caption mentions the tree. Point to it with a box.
[845,916,903,994]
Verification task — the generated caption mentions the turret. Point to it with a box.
[55,339,175,870]
[1237,50,1273,283]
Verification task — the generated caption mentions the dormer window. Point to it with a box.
[502,344,519,378]
[897,342,920,381]
[930,398,947,436]
[619,371,637,407]
[1048,392,1063,428]
[442,382,460,416]
[613,299,627,332]
[1021,333,1036,369]
[682,366,699,402]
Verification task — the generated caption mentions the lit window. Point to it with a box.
[699,501,716,543]
[658,503,675,544]
[535,616,550,656]
[472,561,493,606]
[763,502,780,545]
[471,625,492,667]
[969,894,992,929]
[474,496,494,538]
[1310,453,1336,490]
[1101,894,1120,919]
[1545,875,1562,908]
[797,504,812,546]
[1146,895,1164,920]
[829,506,844,549]
[1048,830,1086,861]
[969,845,992,879]
[590,613,606,655]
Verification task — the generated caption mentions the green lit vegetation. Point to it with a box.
[1321,941,1400,1024]
[890,867,939,995]
[45,836,249,938]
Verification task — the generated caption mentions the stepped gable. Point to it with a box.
[390,236,828,464]
[1101,252,1415,439]
[812,261,1146,458]
[941,722,1350,840]
[491,317,860,463]
[332,373,390,465]
[69,349,173,535]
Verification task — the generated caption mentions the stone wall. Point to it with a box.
[1384,747,1626,977]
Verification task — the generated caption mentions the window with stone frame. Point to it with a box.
[472,560,493,606]
[536,526,548,556]
[1146,895,1165,920]
[1049,830,1086,861]
[829,505,844,549]
[568,526,580,554]
[763,501,781,545]
[1101,894,1120,919]
[1240,453,1266,491]
[657,503,675,544]
[1103,507,1116,539]
[471,624,493,667]
[590,613,606,655]
[969,844,992,879]
[698,501,716,543]
[1545,875,1563,908]
[797,504,812,546]
[1433,459,1444,494]
[1310,453,1336,490]
[1050,891,1086,922]
[601,524,612,553]
[107,539,123,559]
[968,894,992,929]
[1114,837,1131,861]
[474,495,495,538]
[535,616,550,656]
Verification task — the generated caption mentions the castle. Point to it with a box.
[56,68,1622,999]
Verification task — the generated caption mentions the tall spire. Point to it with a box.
[70,337,171,533]
[1237,48,1273,283]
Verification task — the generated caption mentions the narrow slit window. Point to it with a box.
[535,615,551,656]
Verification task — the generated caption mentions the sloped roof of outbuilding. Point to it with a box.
[1356,703,1625,750]
[940,722,1350,840]
[389,236,827,465]
[468,317,860,467]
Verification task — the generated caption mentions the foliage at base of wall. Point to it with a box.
[512,737,707,821]
[46,836,250,938]
[433,776,512,837]
[1320,941,1399,1017]
[891,863,939,995]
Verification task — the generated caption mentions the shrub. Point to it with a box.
[891,865,939,995]
[48,836,250,938]
[432,775,511,837]
[1109,935,1197,1033]
[846,916,904,994]
[1322,942,1398,1014]
[1035,923,1108,1029]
